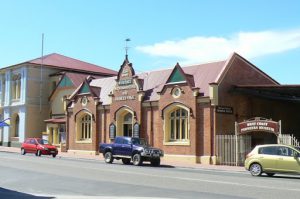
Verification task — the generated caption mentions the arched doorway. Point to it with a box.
[115,107,134,137]
[123,112,133,137]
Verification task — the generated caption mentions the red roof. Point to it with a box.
[15,53,117,76]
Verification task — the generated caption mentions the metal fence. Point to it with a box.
[216,134,300,166]
[278,134,300,147]
[216,134,251,166]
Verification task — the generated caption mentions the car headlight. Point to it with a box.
[144,149,150,153]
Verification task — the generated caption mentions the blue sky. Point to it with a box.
[1,0,300,84]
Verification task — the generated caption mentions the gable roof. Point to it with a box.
[88,61,226,104]
[49,72,100,100]
[71,52,280,105]
[7,53,117,76]
[215,52,279,85]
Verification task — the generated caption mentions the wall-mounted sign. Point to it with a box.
[216,106,233,114]
[133,123,140,138]
[118,79,132,86]
[115,95,136,101]
[121,69,129,77]
[237,118,279,135]
[109,123,116,139]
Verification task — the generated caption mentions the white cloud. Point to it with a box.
[136,29,300,64]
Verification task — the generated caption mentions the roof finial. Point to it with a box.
[125,38,131,59]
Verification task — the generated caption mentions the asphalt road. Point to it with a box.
[0,152,300,199]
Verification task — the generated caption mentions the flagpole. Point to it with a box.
[40,33,44,113]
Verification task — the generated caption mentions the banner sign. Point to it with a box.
[237,118,279,135]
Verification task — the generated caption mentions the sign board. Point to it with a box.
[133,123,140,138]
[237,118,279,135]
[109,123,116,139]
[216,106,233,114]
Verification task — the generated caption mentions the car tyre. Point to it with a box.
[52,154,57,158]
[36,150,42,157]
[132,153,143,166]
[21,148,26,155]
[150,158,160,167]
[249,163,262,176]
[122,158,131,165]
[104,152,113,164]
[266,173,275,177]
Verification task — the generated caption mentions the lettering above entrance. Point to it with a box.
[237,117,280,136]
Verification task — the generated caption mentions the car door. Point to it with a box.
[112,137,123,156]
[276,146,300,173]
[257,146,277,171]
[25,139,36,153]
[121,138,132,157]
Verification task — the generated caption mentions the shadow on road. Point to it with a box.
[0,187,54,199]
[260,175,300,180]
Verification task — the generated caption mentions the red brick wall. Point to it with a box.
[216,56,278,135]
[157,84,197,155]
[67,95,99,152]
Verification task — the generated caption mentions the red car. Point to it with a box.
[21,138,58,158]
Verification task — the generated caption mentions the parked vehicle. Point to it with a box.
[245,144,300,176]
[21,138,58,158]
[99,136,164,166]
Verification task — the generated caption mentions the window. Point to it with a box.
[167,108,189,143]
[79,114,91,140]
[172,87,181,98]
[12,74,21,100]
[15,115,19,137]
[259,146,277,155]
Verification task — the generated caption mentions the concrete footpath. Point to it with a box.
[0,146,245,172]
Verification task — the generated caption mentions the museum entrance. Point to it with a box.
[250,131,277,148]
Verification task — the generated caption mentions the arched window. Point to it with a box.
[169,108,188,141]
[79,114,91,140]
[15,115,20,137]
[163,105,190,145]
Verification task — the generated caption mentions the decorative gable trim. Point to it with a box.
[58,75,74,88]
[158,63,197,94]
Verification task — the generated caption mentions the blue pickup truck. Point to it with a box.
[99,136,164,166]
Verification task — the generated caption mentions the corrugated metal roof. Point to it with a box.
[90,76,117,104]
[89,61,226,104]
[12,53,117,76]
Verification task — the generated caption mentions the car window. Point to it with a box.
[30,139,37,144]
[123,139,131,145]
[114,137,122,144]
[258,146,277,155]
[277,147,294,157]
[25,139,31,144]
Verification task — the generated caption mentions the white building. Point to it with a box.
[0,53,116,147]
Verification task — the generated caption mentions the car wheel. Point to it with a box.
[266,173,275,177]
[21,148,26,155]
[52,154,57,158]
[104,152,113,163]
[150,158,160,167]
[122,158,131,165]
[132,153,143,166]
[36,150,42,157]
[249,163,262,176]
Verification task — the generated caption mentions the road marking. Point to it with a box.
[1,154,300,193]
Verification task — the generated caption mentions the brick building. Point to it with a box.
[66,53,300,164]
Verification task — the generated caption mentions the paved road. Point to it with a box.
[0,152,300,199]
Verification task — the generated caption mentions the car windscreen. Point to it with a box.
[131,138,147,146]
[37,139,51,145]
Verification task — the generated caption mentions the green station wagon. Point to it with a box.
[245,144,300,176]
